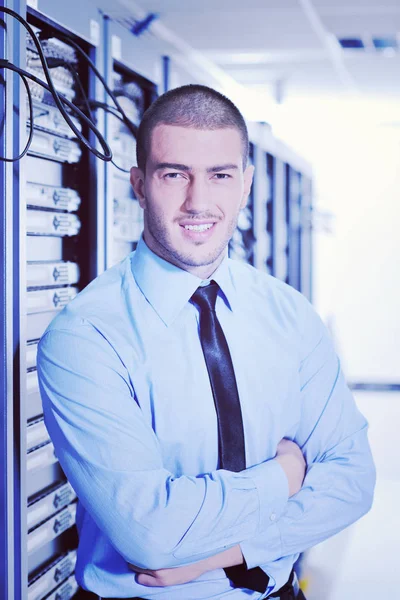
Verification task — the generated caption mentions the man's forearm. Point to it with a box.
[192,544,244,570]
[129,545,244,587]
[129,438,307,586]
[240,426,375,570]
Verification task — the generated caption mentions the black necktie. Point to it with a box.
[191,281,245,470]
[191,281,270,594]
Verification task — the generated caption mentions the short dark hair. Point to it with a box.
[136,84,249,172]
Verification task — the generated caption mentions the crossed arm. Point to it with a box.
[37,303,375,590]
[130,439,306,587]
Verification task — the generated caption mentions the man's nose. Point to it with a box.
[183,178,209,213]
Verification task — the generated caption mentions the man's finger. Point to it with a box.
[137,573,160,587]
[128,564,154,575]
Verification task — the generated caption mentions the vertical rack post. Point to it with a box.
[0,1,15,598]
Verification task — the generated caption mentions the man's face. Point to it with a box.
[130,124,254,278]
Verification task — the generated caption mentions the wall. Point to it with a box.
[274,98,400,382]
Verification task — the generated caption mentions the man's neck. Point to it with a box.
[142,233,226,280]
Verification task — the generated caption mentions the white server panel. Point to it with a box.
[27,130,82,164]
[26,236,63,263]
[26,182,81,212]
[42,574,78,600]
[27,261,80,288]
[28,482,77,531]
[27,311,59,343]
[27,287,78,314]
[28,99,82,139]
[26,369,42,421]
[27,418,50,453]
[27,455,64,501]
[27,443,58,475]
[25,156,63,187]
[27,503,77,555]
[27,209,81,237]
[26,341,39,370]
[28,550,77,600]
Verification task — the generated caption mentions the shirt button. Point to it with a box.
[270,512,277,522]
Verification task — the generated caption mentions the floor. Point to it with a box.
[302,391,400,600]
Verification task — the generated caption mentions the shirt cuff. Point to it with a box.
[246,459,289,532]
[240,520,282,570]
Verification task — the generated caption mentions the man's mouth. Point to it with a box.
[182,223,214,232]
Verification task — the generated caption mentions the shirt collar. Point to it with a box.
[130,236,237,326]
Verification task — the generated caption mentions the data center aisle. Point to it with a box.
[303,391,400,600]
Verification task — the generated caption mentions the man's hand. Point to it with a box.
[275,438,306,497]
[129,563,206,587]
[129,545,244,587]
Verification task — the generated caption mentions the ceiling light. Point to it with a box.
[373,37,398,50]
[338,38,365,49]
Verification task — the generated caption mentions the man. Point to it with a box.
[38,84,376,600]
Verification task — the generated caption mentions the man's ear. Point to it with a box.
[130,166,146,209]
[240,164,255,209]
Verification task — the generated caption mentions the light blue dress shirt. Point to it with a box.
[37,237,376,599]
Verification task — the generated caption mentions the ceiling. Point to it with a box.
[98,0,400,124]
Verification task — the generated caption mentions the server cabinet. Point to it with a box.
[300,175,313,301]
[255,150,275,274]
[272,157,289,283]
[286,165,302,292]
[103,17,157,268]
[1,2,102,598]
[229,142,256,265]
[285,165,313,298]
[261,154,313,297]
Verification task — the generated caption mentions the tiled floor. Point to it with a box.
[302,392,400,600]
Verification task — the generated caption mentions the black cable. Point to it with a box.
[0,59,114,154]
[89,100,122,119]
[0,7,112,161]
[88,101,134,173]
[52,59,94,122]
[58,35,138,139]
[110,158,131,174]
[0,69,34,162]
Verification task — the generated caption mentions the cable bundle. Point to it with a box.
[0,7,139,166]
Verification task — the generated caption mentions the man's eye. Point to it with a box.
[164,172,183,179]
[214,173,230,180]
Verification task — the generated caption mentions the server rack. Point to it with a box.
[1,2,103,598]
[245,123,313,289]
[103,17,157,268]
[300,174,313,301]
[265,152,275,274]
[283,164,313,298]
[286,164,302,291]
[272,157,289,283]
[259,148,313,298]
[229,142,257,265]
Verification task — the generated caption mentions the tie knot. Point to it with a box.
[191,281,219,313]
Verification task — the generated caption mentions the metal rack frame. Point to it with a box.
[103,14,157,269]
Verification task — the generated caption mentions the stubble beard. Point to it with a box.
[145,208,239,270]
